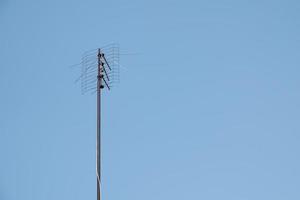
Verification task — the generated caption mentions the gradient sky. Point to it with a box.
[1,0,300,199]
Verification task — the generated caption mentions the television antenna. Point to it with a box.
[78,43,120,200]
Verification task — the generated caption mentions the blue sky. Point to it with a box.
[1,0,300,199]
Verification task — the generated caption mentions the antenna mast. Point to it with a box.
[96,49,102,200]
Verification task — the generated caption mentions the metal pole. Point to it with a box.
[97,49,102,200]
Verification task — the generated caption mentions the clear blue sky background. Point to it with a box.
[1,0,300,199]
